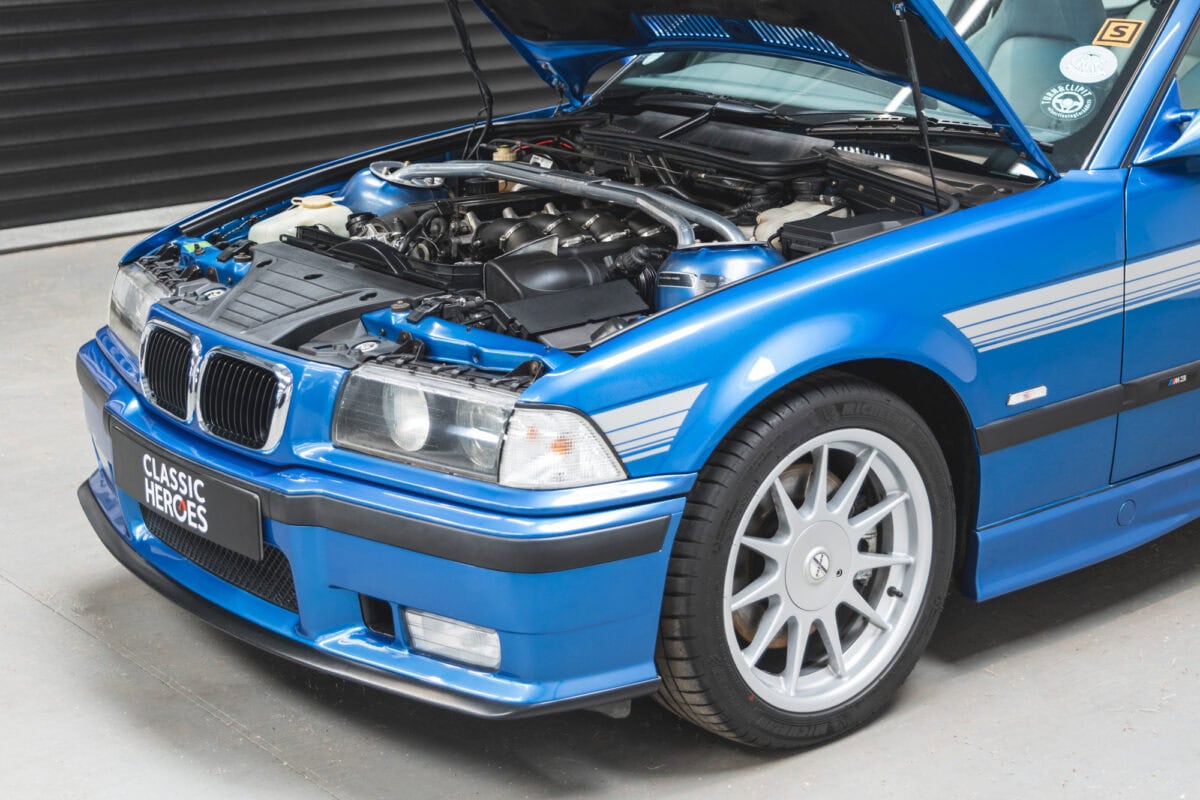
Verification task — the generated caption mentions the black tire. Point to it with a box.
[654,375,955,748]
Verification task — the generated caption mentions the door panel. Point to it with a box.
[1115,21,1200,482]
[1115,161,1200,482]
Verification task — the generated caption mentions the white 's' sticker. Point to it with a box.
[1041,83,1096,121]
[1059,46,1118,84]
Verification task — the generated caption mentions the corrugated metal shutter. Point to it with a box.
[0,0,554,229]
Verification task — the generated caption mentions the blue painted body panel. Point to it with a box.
[972,441,1200,600]
[1123,165,1200,376]
[1114,158,1200,482]
[79,339,681,706]
[73,0,1200,709]
[654,243,785,309]
[527,172,1126,521]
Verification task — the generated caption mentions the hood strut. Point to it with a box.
[445,0,494,159]
[894,2,943,212]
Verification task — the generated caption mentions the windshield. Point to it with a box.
[597,0,1171,172]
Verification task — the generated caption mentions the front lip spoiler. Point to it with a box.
[77,478,661,719]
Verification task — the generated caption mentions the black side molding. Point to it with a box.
[977,358,1200,454]
[78,479,660,719]
[77,350,112,410]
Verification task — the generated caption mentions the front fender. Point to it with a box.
[675,307,979,474]
[523,227,983,477]
[526,170,1125,480]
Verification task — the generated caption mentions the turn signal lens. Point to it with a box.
[499,407,626,489]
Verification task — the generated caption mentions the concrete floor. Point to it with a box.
[2,235,1198,799]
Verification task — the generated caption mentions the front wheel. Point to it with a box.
[655,377,955,748]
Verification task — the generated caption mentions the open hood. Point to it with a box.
[472,0,1058,180]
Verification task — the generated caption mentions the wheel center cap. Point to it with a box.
[807,549,832,582]
[786,521,852,611]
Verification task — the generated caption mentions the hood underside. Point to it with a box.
[473,0,1057,179]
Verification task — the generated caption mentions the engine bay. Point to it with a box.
[136,110,1027,367]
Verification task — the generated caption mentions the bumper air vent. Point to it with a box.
[140,504,298,613]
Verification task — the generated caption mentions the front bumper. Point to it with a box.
[76,336,689,716]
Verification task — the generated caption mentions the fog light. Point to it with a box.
[403,609,501,670]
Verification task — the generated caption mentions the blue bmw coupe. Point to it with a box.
[77,0,1200,747]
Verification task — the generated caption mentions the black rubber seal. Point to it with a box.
[78,478,660,719]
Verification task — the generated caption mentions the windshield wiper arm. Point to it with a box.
[806,115,1056,151]
[600,87,799,125]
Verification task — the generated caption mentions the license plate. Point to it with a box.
[110,421,264,560]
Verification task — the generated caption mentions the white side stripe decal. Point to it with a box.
[945,267,1123,352]
[945,242,1200,352]
[1126,242,1200,311]
[593,384,707,461]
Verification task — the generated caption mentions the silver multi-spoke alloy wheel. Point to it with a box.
[722,428,933,712]
[655,378,953,747]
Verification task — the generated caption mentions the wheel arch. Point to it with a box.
[829,359,980,584]
[699,355,980,588]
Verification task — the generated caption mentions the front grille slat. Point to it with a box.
[169,339,189,409]
[199,352,283,450]
[139,504,298,613]
[235,362,253,442]
[240,363,257,442]
[238,363,254,442]
[249,369,271,443]
[257,369,276,442]
[225,361,241,439]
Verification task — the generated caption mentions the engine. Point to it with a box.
[143,114,940,360]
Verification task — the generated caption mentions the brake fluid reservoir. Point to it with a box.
[247,195,351,243]
[655,243,784,310]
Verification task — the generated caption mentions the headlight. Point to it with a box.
[382,383,432,452]
[333,364,626,488]
[109,264,168,357]
[457,399,510,471]
[335,365,518,480]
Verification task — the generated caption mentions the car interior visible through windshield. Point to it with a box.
[604,0,1173,172]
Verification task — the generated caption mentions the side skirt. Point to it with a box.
[969,451,1200,600]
